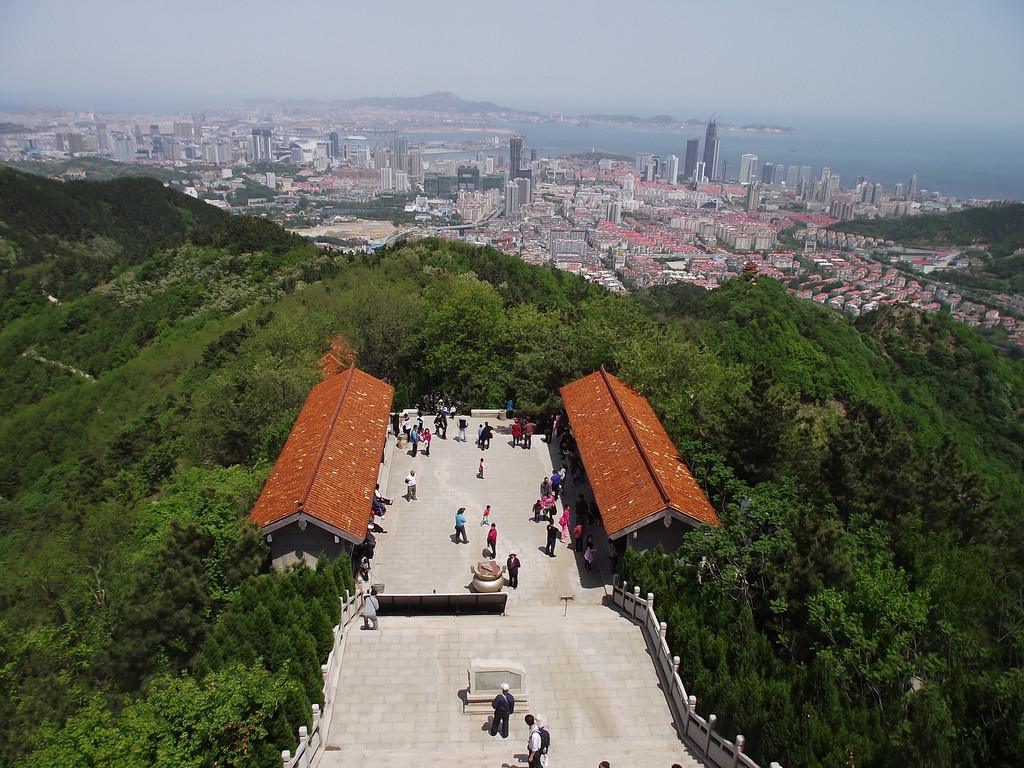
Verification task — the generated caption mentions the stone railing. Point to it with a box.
[281,587,363,768]
[612,581,782,768]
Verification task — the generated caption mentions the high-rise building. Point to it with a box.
[702,118,720,181]
[684,139,700,179]
[908,174,918,199]
[379,166,394,190]
[251,128,272,163]
[328,132,340,158]
[745,181,760,212]
[894,182,904,197]
[605,201,622,224]
[761,162,775,184]
[664,154,679,185]
[395,171,409,193]
[504,180,520,215]
[516,176,532,206]
[509,136,524,179]
[114,135,136,162]
[408,150,423,179]
[739,154,758,185]
[773,164,784,185]
[95,125,110,151]
[694,161,706,184]
[799,166,812,183]
[785,165,799,186]
[635,152,652,173]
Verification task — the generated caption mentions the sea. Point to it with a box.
[409,118,1024,203]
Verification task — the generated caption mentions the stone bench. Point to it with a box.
[463,659,529,714]
[471,409,506,420]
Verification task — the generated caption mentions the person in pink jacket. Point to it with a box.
[558,506,570,541]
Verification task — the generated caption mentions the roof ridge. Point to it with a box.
[599,366,671,506]
[298,362,357,511]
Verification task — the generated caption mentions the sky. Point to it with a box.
[1,0,1023,130]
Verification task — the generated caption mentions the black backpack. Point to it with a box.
[539,728,550,754]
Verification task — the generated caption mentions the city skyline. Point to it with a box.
[2,0,1023,131]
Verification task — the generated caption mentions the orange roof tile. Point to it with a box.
[560,368,719,538]
[249,363,394,544]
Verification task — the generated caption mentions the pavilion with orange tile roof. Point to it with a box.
[560,366,719,554]
[249,356,393,569]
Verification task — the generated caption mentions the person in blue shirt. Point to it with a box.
[454,507,468,543]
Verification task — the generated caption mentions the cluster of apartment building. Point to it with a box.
[3,106,1019,347]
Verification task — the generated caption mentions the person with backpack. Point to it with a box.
[457,415,468,442]
[525,714,543,768]
[536,714,552,766]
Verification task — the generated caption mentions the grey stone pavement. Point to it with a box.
[320,416,704,768]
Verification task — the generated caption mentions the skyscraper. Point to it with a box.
[702,118,720,181]
[761,162,775,184]
[684,139,700,179]
[908,174,918,199]
[664,154,679,185]
[739,154,758,185]
[509,136,524,179]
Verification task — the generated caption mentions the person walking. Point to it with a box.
[361,587,379,630]
[457,415,468,442]
[524,419,536,449]
[410,425,420,457]
[481,504,491,527]
[540,475,552,499]
[511,420,522,448]
[506,551,520,589]
[486,523,498,559]
[477,457,485,479]
[550,468,561,501]
[454,507,468,543]
[558,506,570,541]
[480,422,493,449]
[404,469,417,501]
[489,682,515,738]
[545,521,559,557]
[525,714,543,768]
[584,535,596,571]
[422,428,431,456]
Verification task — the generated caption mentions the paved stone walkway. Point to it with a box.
[320,416,704,768]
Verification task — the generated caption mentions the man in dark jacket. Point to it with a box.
[489,682,515,738]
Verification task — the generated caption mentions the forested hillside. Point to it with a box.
[832,203,1024,295]
[832,202,1024,257]
[1,169,1022,767]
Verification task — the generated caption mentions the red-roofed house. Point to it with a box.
[250,361,394,569]
[560,368,719,556]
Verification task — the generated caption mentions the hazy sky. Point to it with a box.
[2,0,1023,129]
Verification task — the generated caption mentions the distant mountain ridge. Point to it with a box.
[242,92,795,132]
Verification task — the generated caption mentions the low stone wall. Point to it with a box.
[612,582,782,768]
[281,587,362,768]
